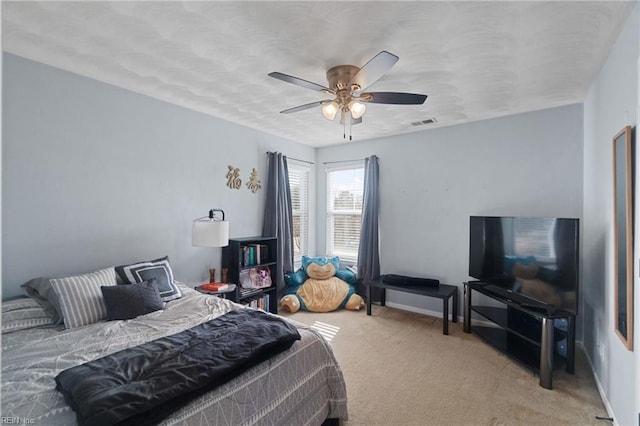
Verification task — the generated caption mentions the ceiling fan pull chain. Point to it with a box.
[349,117,353,141]
[342,109,347,139]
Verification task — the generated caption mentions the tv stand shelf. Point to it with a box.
[463,282,576,389]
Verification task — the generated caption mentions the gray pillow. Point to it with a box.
[20,277,63,324]
[101,279,164,321]
[50,267,117,329]
[115,256,182,302]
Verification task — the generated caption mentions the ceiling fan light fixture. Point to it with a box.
[348,100,366,119]
[321,101,339,120]
[268,51,428,139]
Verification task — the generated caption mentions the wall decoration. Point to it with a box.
[246,168,262,193]
[612,125,634,351]
[226,165,242,189]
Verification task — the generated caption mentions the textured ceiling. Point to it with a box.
[2,1,635,147]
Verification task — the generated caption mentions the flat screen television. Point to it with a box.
[469,216,579,314]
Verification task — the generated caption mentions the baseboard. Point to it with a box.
[383,301,495,327]
[384,301,458,321]
[385,301,618,425]
[579,342,618,425]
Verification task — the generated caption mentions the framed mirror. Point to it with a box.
[612,125,634,351]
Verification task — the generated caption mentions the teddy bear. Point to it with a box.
[280,256,364,313]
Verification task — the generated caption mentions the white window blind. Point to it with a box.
[513,217,557,260]
[288,162,310,261]
[326,165,364,262]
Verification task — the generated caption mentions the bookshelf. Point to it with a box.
[221,237,278,314]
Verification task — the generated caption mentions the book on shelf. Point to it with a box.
[198,282,230,292]
[243,246,250,267]
[241,243,270,267]
[248,244,261,264]
[258,244,269,263]
[242,245,259,266]
[243,293,269,311]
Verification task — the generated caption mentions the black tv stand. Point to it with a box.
[463,281,576,389]
[482,284,554,314]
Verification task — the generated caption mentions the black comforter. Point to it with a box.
[55,309,301,426]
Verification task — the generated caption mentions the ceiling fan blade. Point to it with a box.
[348,51,399,92]
[361,92,427,105]
[280,101,324,114]
[268,72,330,92]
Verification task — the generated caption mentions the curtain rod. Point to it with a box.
[266,152,314,165]
[322,156,373,165]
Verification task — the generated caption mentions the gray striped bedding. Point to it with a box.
[1,285,348,425]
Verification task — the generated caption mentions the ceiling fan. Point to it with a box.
[268,51,427,140]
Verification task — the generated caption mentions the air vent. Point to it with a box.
[411,117,438,126]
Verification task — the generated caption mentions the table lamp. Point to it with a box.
[192,209,229,282]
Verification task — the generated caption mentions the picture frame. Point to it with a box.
[612,125,634,351]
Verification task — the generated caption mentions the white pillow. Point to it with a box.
[51,267,116,329]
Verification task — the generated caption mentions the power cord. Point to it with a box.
[595,415,613,422]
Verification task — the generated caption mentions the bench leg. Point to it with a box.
[452,288,458,323]
[366,285,372,315]
[443,298,449,335]
[463,283,471,333]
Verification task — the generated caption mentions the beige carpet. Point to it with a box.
[281,306,608,426]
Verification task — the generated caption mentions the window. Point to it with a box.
[288,161,310,262]
[326,164,364,262]
[513,217,557,262]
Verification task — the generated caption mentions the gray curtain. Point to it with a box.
[262,152,294,295]
[357,155,381,296]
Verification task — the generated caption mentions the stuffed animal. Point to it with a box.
[280,256,364,313]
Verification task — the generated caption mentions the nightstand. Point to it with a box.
[194,283,237,300]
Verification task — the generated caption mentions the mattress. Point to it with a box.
[1,285,348,425]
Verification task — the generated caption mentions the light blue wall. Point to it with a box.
[1,53,315,298]
[3,9,640,419]
[583,4,639,425]
[316,105,584,319]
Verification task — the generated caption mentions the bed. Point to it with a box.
[1,283,348,425]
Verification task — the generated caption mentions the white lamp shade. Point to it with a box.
[349,100,366,119]
[192,219,229,247]
[321,101,339,120]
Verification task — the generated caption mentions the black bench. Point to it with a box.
[364,278,458,335]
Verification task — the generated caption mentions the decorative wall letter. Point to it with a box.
[246,168,262,193]
[226,165,242,189]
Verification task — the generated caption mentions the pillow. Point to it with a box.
[2,297,42,313]
[50,267,117,329]
[20,277,63,324]
[101,279,164,321]
[115,256,182,302]
[2,298,56,334]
